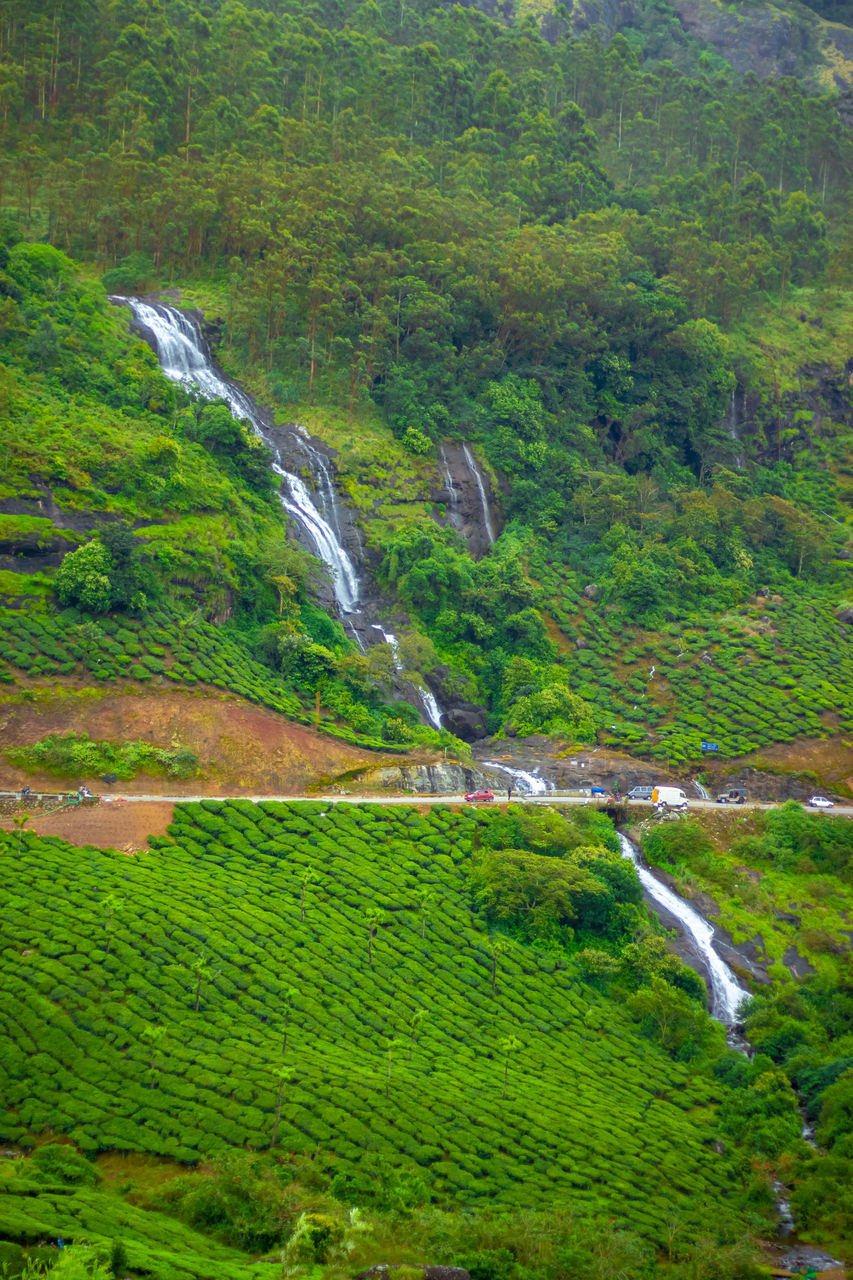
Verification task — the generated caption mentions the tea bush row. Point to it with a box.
[0,606,404,755]
[0,1162,273,1279]
[0,802,737,1242]
[559,594,853,761]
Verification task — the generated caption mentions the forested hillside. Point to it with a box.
[1,0,852,769]
[2,3,853,1275]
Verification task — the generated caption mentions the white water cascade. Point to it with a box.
[482,761,552,795]
[438,445,457,502]
[371,625,443,729]
[462,443,496,544]
[118,298,361,616]
[618,833,747,1024]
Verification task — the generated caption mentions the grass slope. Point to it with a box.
[0,1161,270,1280]
[0,802,734,1243]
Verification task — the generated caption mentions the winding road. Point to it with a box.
[92,793,853,814]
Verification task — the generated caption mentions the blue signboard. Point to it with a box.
[700,741,720,752]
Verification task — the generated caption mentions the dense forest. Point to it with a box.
[0,0,852,759]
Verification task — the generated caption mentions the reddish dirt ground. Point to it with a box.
[707,735,853,795]
[0,800,176,852]
[0,687,386,795]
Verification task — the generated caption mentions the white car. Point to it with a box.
[808,795,834,809]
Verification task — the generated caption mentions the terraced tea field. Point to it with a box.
[0,608,404,755]
[531,554,853,765]
[0,802,737,1243]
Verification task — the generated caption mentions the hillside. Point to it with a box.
[1,799,851,1277]
[1,0,852,780]
[0,802,770,1272]
[1,1,853,1273]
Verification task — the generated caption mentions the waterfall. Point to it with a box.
[618,833,747,1024]
[299,437,345,542]
[119,296,447,729]
[482,761,552,795]
[727,391,745,470]
[438,445,456,500]
[117,298,360,616]
[462,444,496,544]
[371,625,443,729]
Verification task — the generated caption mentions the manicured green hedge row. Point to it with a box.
[0,802,736,1244]
[0,606,406,755]
[545,589,852,762]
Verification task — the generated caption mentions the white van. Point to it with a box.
[651,786,688,810]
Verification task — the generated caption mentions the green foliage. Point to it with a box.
[6,732,199,782]
[0,802,743,1247]
[53,543,115,614]
[0,0,851,766]
[471,844,638,941]
[30,1144,99,1187]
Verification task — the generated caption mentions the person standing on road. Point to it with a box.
[507,785,513,802]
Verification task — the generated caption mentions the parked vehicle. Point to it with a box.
[626,786,654,801]
[464,789,494,803]
[808,795,834,809]
[716,788,747,804]
[590,786,608,797]
[652,786,688,811]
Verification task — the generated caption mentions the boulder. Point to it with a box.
[837,608,853,625]
[582,583,599,599]
[443,705,487,742]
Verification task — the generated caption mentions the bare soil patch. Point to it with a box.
[0,799,175,852]
[0,686,385,795]
[706,735,853,797]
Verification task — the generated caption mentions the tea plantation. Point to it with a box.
[0,1154,272,1280]
[0,607,405,755]
[0,802,736,1245]
[530,550,853,765]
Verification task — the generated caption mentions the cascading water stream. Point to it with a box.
[462,443,496,544]
[118,297,445,727]
[619,836,839,1254]
[117,298,361,615]
[618,832,747,1024]
[438,445,457,501]
[482,761,552,795]
[371,625,443,729]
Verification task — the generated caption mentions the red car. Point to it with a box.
[465,789,495,803]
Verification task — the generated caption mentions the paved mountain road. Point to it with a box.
[101,793,853,815]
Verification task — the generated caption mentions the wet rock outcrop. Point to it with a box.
[357,763,491,793]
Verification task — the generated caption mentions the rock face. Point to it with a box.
[671,0,817,80]
[357,763,491,792]
[434,440,501,560]
[442,704,489,742]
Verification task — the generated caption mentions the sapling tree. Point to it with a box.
[407,1008,428,1061]
[297,865,317,923]
[270,1064,294,1148]
[11,812,30,854]
[500,1033,522,1100]
[188,953,214,1012]
[142,1023,166,1086]
[100,893,121,960]
[385,1036,406,1100]
[75,619,103,662]
[488,934,515,995]
[365,907,387,967]
[414,886,437,939]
